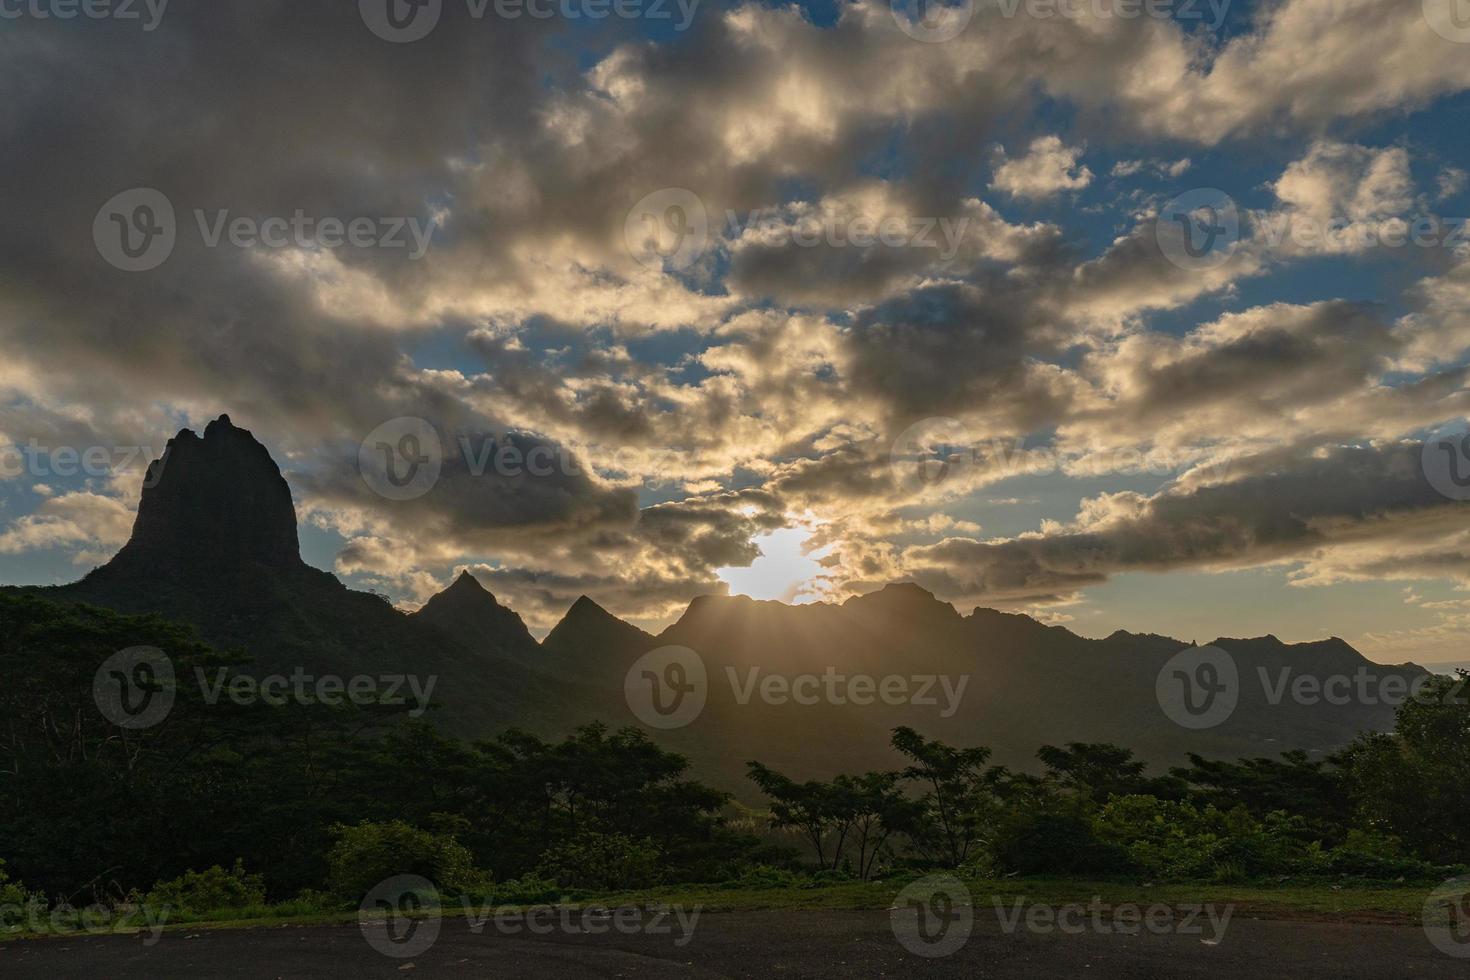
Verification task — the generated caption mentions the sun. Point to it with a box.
[717,526,826,604]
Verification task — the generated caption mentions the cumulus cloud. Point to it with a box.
[992,137,1094,200]
[1257,141,1415,256]
[0,492,135,564]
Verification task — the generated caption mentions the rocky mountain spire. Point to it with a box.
[105,414,302,574]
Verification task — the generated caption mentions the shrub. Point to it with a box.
[535,832,661,891]
[0,859,43,928]
[993,809,1131,876]
[1320,831,1455,880]
[145,861,266,914]
[492,874,561,904]
[958,848,997,879]
[326,821,488,901]
[717,864,801,890]
[803,867,858,887]
[1095,796,1321,880]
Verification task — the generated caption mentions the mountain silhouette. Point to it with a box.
[89,413,302,581]
[412,570,540,661]
[10,415,1433,790]
[540,595,655,680]
[31,416,579,735]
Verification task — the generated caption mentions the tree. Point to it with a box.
[1172,750,1347,844]
[1336,672,1470,865]
[746,762,845,869]
[746,764,918,878]
[828,771,916,879]
[890,727,998,866]
[1037,742,1163,805]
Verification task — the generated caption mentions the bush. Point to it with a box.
[1319,831,1455,880]
[993,809,1131,876]
[0,859,44,929]
[1094,796,1320,881]
[535,832,661,891]
[145,861,266,914]
[958,848,997,879]
[491,874,561,904]
[803,867,858,887]
[326,821,488,901]
[717,864,801,890]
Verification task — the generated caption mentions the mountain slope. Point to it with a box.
[31,416,582,736]
[411,571,540,663]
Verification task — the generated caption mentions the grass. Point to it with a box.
[2,874,1444,942]
[592,875,1438,923]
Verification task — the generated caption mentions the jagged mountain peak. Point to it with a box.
[417,569,507,610]
[564,594,613,621]
[544,594,653,654]
[445,569,490,594]
[843,582,957,618]
[97,414,301,576]
[413,571,538,656]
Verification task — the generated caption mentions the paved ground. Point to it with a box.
[2,908,1464,978]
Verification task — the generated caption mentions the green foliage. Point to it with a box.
[1038,743,1173,805]
[1094,796,1310,880]
[146,861,266,913]
[746,763,915,879]
[889,727,999,866]
[803,866,858,886]
[1171,751,1348,844]
[1336,672,1470,866]
[991,807,1131,876]
[0,859,42,927]
[535,832,661,891]
[489,874,562,904]
[326,821,488,900]
[717,864,802,890]
[6,591,1469,909]
[1317,830,1456,880]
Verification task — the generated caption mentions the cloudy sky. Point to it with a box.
[3,0,1470,664]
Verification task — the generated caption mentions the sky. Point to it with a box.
[2,0,1470,665]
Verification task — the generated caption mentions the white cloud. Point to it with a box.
[992,137,1094,200]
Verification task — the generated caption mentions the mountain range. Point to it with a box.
[8,416,1431,791]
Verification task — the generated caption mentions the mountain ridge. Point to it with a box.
[2,414,1434,790]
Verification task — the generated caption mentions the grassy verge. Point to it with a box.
[3,875,1443,942]
[593,876,1436,923]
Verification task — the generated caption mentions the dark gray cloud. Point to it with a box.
[905,442,1470,605]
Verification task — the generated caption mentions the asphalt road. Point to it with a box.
[2,908,1464,978]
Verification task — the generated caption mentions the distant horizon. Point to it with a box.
[13,466,1466,668]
